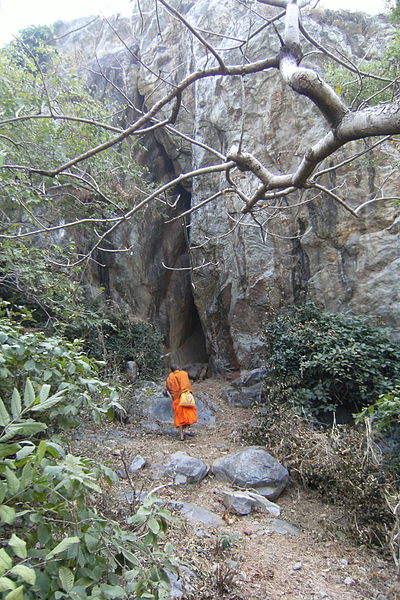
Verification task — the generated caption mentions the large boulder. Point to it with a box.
[220,369,266,407]
[211,446,289,500]
[161,451,209,485]
[126,381,217,432]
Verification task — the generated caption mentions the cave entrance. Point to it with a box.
[164,185,208,369]
[171,294,208,367]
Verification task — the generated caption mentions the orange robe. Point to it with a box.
[166,369,198,428]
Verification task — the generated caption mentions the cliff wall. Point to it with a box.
[57,2,399,371]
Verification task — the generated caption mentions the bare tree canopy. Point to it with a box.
[0,0,398,264]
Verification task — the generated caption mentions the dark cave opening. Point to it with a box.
[164,186,208,369]
[173,294,208,367]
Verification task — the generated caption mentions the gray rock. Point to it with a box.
[264,518,301,536]
[127,382,217,428]
[120,491,225,527]
[166,565,196,599]
[220,369,266,407]
[161,451,209,484]
[229,369,266,388]
[219,489,281,516]
[57,7,399,375]
[106,429,131,444]
[126,361,138,382]
[211,447,289,500]
[140,421,178,436]
[107,429,128,438]
[221,382,263,408]
[120,490,146,504]
[165,569,183,599]
[171,501,225,528]
[182,363,209,381]
[129,455,146,472]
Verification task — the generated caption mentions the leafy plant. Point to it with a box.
[64,310,163,379]
[261,303,400,420]
[325,5,399,108]
[247,397,397,549]
[355,387,400,432]
[0,302,123,427]
[0,29,148,274]
[0,381,179,600]
[0,241,91,327]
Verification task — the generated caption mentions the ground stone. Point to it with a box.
[219,489,281,516]
[120,492,224,528]
[170,501,225,528]
[264,518,301,536]
[161,451,209,484]
[211,446,289,500]
[129,455,146,472]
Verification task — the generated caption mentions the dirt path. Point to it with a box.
[71,378,398,600]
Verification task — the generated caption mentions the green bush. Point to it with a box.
[65,311,163,380]
[0,381,178,599]
[262,303,400,419]
[355,387,400,432]
[0,241,100,329]
[0,302,122,428]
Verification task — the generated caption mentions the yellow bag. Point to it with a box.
[179,391,196,407]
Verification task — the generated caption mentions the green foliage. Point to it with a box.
[10,25,55,69]
[261,303,400,419]
[65,310,163,379]
[355,387,400,432]
[0,241,90,326]
[0,302,123,427]
[0,30,147,249]
[325,16,399,107]
[388,0,400,23]
[247,400,397,549]
[0,382,178,599]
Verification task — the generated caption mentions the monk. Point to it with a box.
[165,365,198,441]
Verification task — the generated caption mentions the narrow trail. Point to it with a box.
[71,378,398,600]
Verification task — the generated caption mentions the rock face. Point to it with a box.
[211,447,289,500]
[57,4,399,371]
[220,369,267,407]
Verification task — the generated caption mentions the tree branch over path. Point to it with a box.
[0,0,398,256]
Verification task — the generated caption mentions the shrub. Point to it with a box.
[355,388,400,432]
[247,399,397,549]
[248,303,400,551]
[0,381,178,599]
[262,303,400,420]
[0,302,123,428]
[64,310,163,380]
[0,241,98,329]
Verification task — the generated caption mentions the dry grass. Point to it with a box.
[248,401,398,550]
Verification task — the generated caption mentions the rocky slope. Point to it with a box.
[71,377,399,600]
